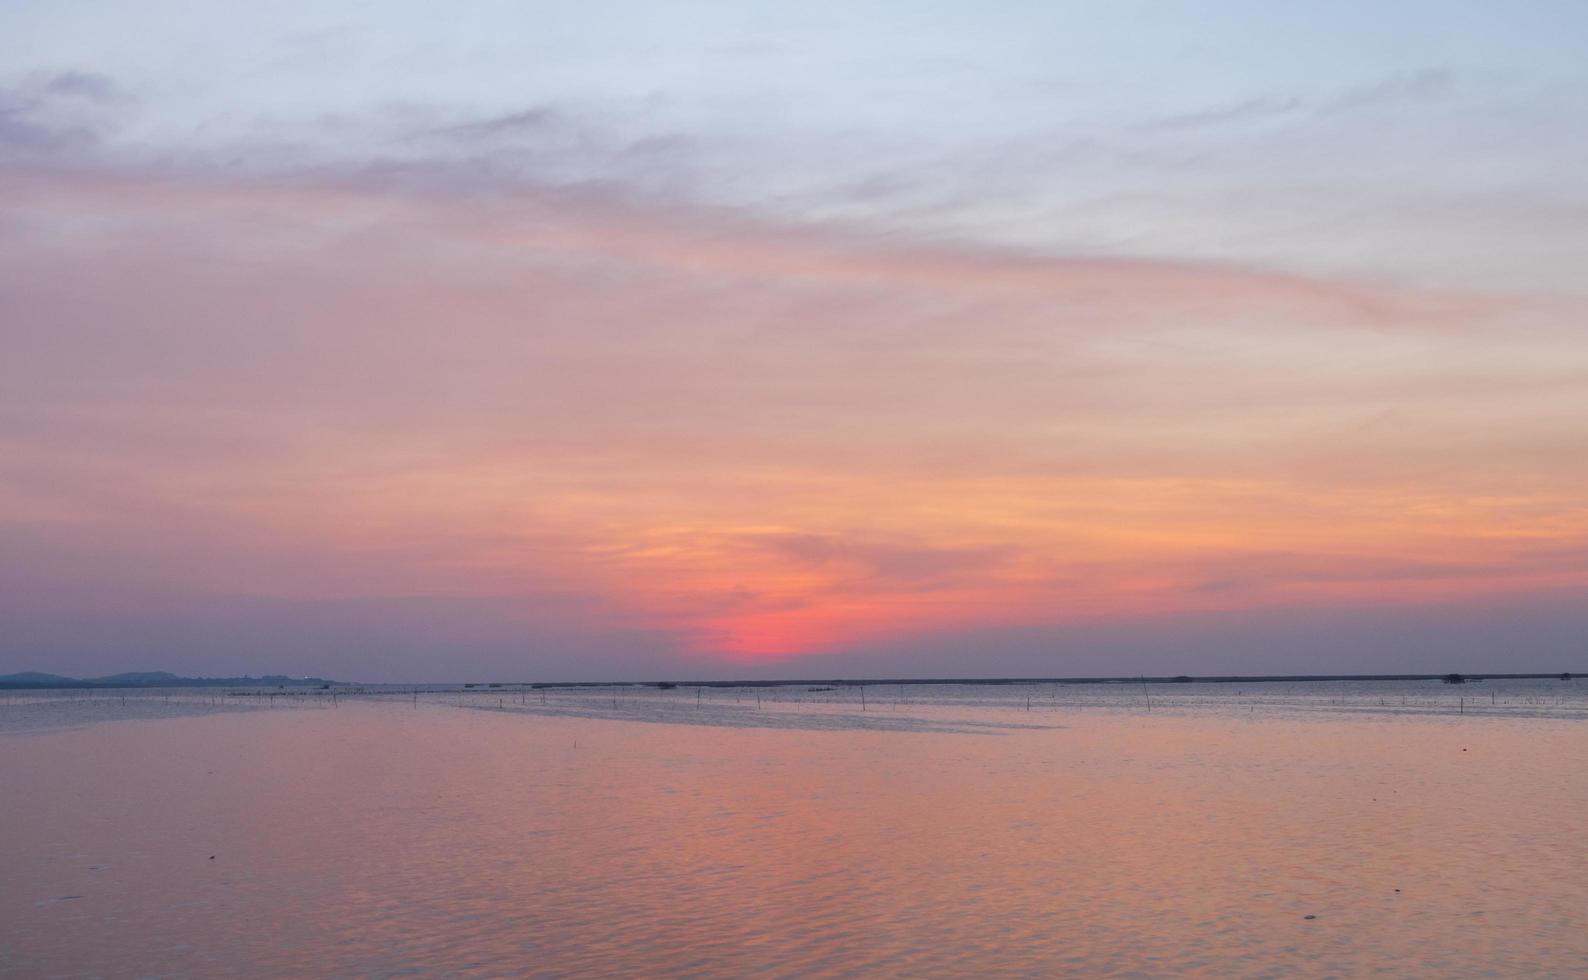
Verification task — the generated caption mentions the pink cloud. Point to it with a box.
[3,166,1586,671]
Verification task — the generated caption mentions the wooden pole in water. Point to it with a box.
[1141,675,1152,712]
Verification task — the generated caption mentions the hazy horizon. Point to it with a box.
[4,2,1587,682]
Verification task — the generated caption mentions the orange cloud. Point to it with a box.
[3,167,1586,665]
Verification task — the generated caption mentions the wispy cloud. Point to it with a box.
[0,70,129,156]
[1143,69,1459,132]
[3,3,1585,678]
[4,161,1583,672]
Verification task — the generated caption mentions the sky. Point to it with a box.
[2,1,1586,681]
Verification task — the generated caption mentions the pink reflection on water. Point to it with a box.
[3,698,1587,976]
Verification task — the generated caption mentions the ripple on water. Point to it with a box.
[1,687,1586,976]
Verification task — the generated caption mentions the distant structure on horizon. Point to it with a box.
[0,671,344,690]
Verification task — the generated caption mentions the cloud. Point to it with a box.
[41,70,122,103]
[0,70,129,157]
[802,587,1588,679]
[2,8,1585,680]
[748,532,1016,588]
[431,105,567,140]
[1330,68,1456,112]
[1140,69,1457,133]
[1140,97,1304,132]
[2,139,1585,675]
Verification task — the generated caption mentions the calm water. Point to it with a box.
[3,681,1587,977]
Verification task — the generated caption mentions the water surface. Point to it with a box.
[3,681,1586,977]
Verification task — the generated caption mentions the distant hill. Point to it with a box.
[0,671,346,689]
[89,671,192,686]
[0,671,76,686]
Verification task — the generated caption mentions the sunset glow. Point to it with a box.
[4,2,1587,679]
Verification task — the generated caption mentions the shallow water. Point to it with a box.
[3,682,1587,977]
[0,688,310,736]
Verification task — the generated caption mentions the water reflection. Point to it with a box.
[3,690,1587,976]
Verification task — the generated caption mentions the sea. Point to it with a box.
[3,678,1586,977]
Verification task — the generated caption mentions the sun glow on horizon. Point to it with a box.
[4,2,1588,678]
